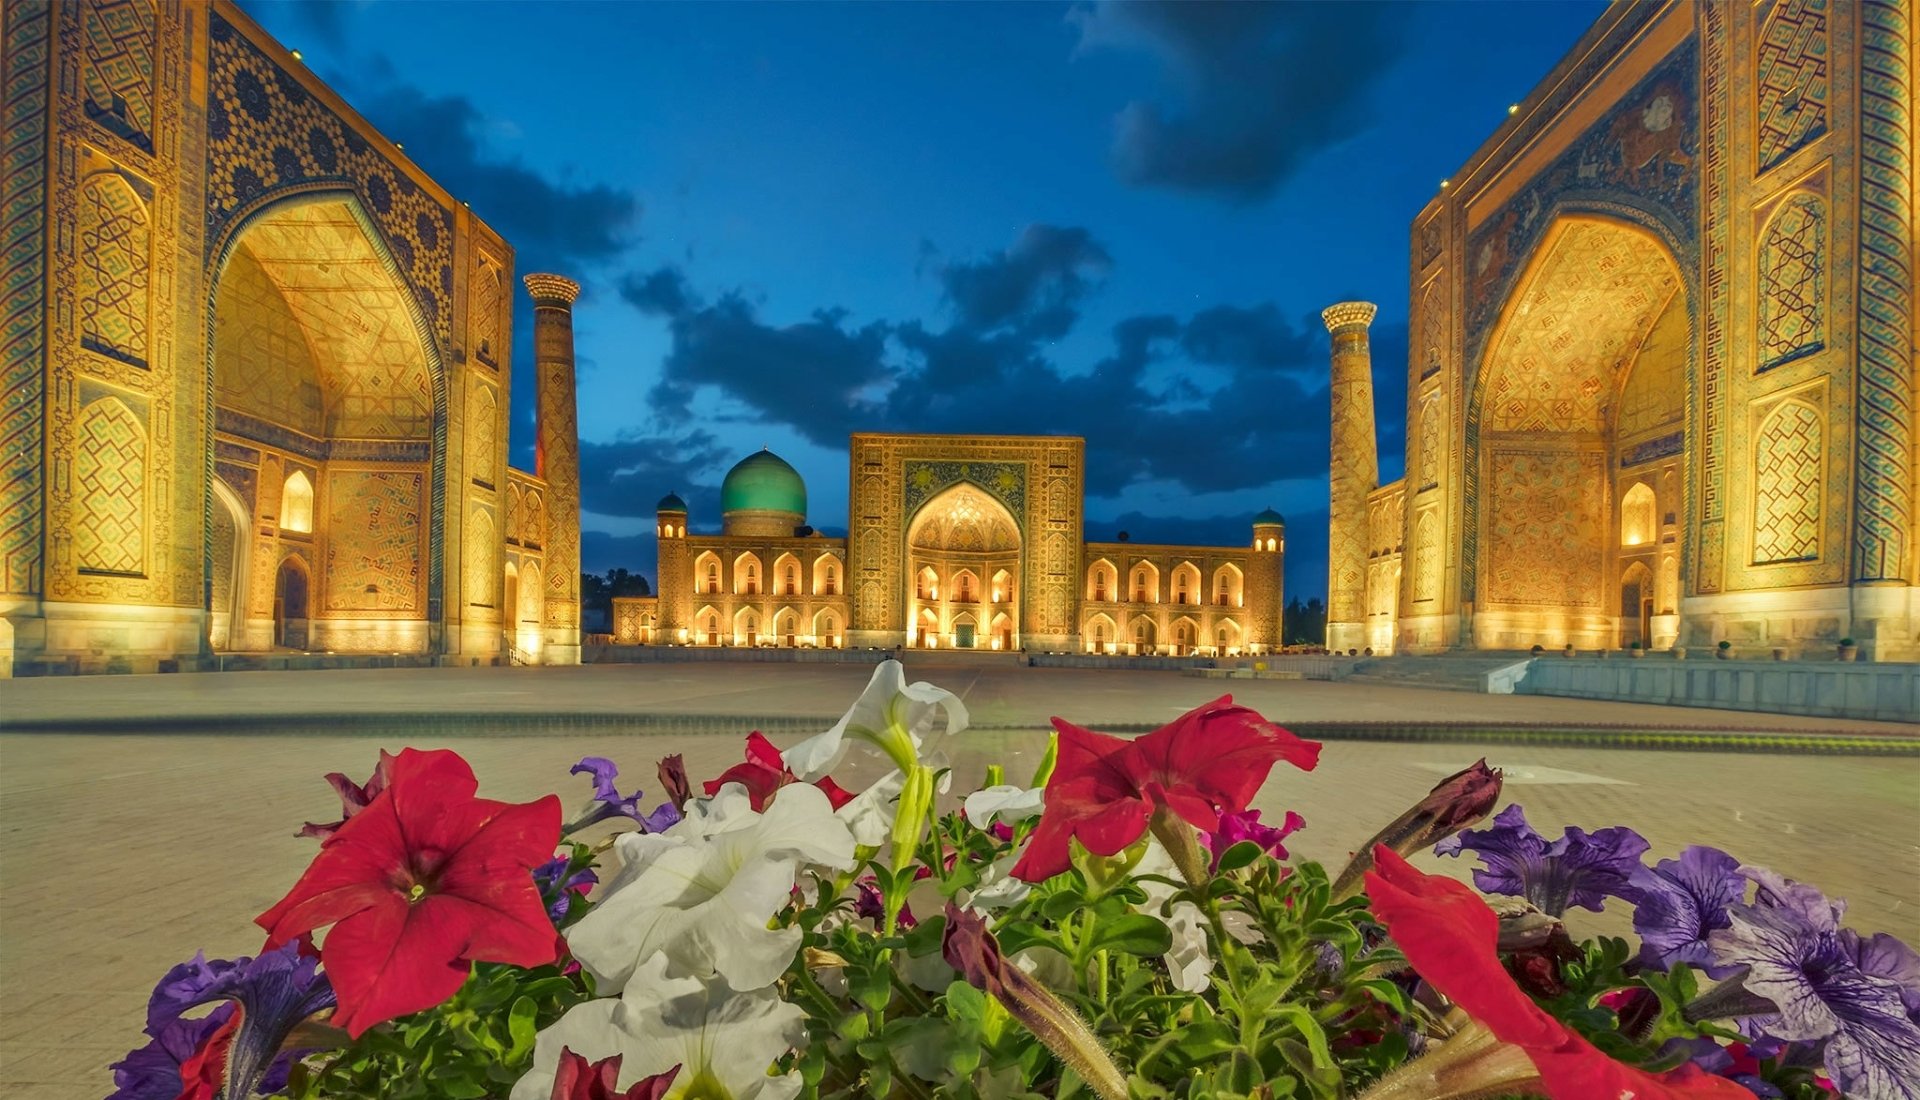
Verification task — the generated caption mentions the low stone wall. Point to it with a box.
[583,644,891,665]
[1515,657,1919,723]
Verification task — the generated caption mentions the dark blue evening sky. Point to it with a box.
[242,0,1607,600]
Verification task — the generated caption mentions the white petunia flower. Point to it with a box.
[782,660,968,780]
[510,955,806,1100]
[963,853,1032,911]
[567,782,856,994]
[963,784,1045,828]
[1135,840,1213,993]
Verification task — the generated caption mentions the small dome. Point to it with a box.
[1252,507,1285,526]
[720,449,807,519]
[656,491,687,512]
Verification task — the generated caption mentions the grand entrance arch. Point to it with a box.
[905,484,1021,649]
[1468,216,1689,650]
[209,195,443,655]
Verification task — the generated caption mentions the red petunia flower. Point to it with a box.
[549,1047,680,1100]
[703,731,855,811]
[1364,846,1756,1099]
[1012,697,1320,882]
[257,748,563,1037]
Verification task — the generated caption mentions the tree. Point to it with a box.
[1283,596,1326,646]
[580,568,652,615]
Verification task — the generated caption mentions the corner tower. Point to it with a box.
[656,492,690,644]
[1322,302,1378,655]
[525,274,583,665]
[1247,509,1286,651]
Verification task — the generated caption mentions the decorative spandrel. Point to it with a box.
[903,461,1026,525]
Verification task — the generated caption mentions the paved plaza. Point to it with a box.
[2,663,1916,1097]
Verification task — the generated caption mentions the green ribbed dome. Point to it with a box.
[1252,507,1285,526]
[720,449,807,517]
[656,491,687,512]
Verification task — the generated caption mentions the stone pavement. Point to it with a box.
[1,663,1916,1097]
[4,660,1918,734]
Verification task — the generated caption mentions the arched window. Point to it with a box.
[825,564,838,595]
[1621,484,1657,547]
[786,565,798,594]
[706,563,720,593]
[281,471,314,534]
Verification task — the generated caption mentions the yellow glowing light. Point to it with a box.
[1508,104,1520,115]
[290,49,304,62]
[1440,179,1451,190]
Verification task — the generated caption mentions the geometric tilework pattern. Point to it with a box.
[77,174,149,367]
[466,381,496,487]
[1755,0,1829,174]
[1418,395,1441,491]
[1,2,51,593]
[323,469,423,612]
[206,14,454,350]
[906,485,1020,553]
[214,246,324,435]
[1757,194,1825,369]
[74,396,146,575]
[1853,0,1914,581]
[1752,400,1823,564]
[1414,510,1440,602]
[1615,294,1689,442]
[81,0,156,150]
[1486,449,1605,608]
[1483,221,1680,434]
[217,203,434,441]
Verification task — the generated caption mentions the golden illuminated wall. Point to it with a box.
[2,1,572,674]
[1380,0,1915,659]
[1080,532,1279,656]
[677,537,850,647]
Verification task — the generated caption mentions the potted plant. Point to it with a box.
[1839,637,1858,662]
[1629,641,1644,658]
[1674,645,1688,660]
[1716,639,1734,659]
[1772,645,1790,661]
[1561,642,1576,657]
[1529,643,1544,656]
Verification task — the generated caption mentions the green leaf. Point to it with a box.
[902,914,948,957]
[1085,914,1173,958]
[1214,840,1266,874]
[505,996,538,1064]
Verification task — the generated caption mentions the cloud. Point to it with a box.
[578,429,732,520]
[281,0,351,51]
[347,72,641,271]
[1072,0,1406,201]
[934,224,1113,339]
[631,223,1367,503]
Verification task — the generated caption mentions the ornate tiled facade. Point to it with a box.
[1,1,580,674]
[1342,0,1916,659]
[617,434,1285,654]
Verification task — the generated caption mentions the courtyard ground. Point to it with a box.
[2,662,1915,1097]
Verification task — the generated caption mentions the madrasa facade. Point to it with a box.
[1324,0,1918,661]
[611,434,1286,655]
[1,1,586,674]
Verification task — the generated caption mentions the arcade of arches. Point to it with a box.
[616,434,1288,655]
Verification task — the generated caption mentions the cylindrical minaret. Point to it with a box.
[655,492,690,644]
[1322,302,1379,655]
[1247,509,1286,652]
[525,273,583,665]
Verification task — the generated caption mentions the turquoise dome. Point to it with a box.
[656,491,687,512]
[720,449,807,517]
[1252,507,1285,526]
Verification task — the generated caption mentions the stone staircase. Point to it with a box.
[1339,652,1536,693]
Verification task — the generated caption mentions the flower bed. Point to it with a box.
[109,660,1919,1100]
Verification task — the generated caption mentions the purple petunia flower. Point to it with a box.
[533,856,600,925]
[1202,808,1306,870]
[1709,866,1920,1100]
[110,941,335,1100]
[566,756,681,834]
[1433,803,1648,916]
[852,878,914,929]
[1622,845,1746,978]
[110,1006,236,1100]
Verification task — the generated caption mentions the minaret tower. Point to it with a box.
[1322,301,1378,655]
[525,273,583,665]
[1247,509,1286,652]
[656,492,690,644]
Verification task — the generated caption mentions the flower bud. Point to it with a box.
[941,904,1128,1100]
[1029,731,1059,788]
[655,754,692,812]
[1332,759,1502,899]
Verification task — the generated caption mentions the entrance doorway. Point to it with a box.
[274,557,309,649]
[956,623,976,648]
[1620,562,1653,649]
